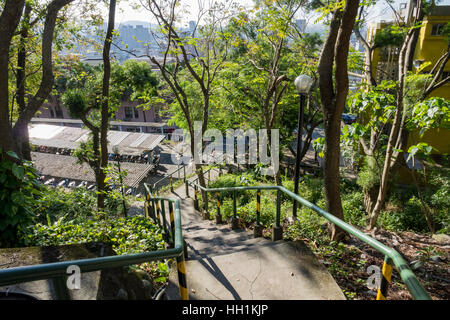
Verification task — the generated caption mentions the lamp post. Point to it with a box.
[292,74,314,218]
[113,146,127,217]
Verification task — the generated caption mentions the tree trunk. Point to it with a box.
[0,0,26,155]
[317,0,360,241]
[98,0,116,212]
[11,0,75,159]
[367,5,423,228]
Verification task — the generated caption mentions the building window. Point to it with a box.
[134,107,139,118]
[50,108,55,118]
[124,106,133,119]
[126,127,140,132]
[431,24,445,36]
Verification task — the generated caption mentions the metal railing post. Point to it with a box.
[160,200,169,241]
[176,253,189,300]
[272,189,283,241]
[231,189,239,230]
[194,185,199,211]
[204,191,210,220]
[216,192,222,224]
[254,189,263,238]
[168,202,175,248]
[377,256,394,300]
[52,277,71,300]
[185,180,189,198]
[170,175,173,192]
[183,165,186,182]
[155,200,162,228]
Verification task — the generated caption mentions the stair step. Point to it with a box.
[185,237,277,259]
[166,240,346,300]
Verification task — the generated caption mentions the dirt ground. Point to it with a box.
[320,229,449,300]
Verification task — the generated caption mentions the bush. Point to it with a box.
[379,196,429,232]
[32,185,127,225]
[24,216,170,284]
[283,209,328,245]
[235,195,282,227]
[33,187,97,224]
[25,216,165,255]
[0,151,41,247]
[341,191,366,227]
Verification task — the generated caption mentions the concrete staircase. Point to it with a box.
[164,178,346,300]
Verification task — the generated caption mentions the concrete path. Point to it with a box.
[164,171,346,300]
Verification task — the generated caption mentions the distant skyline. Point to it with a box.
[105,0,450,29]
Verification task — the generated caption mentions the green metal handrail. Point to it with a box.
[152,163,189,192]
[0,184,188,300]
[187,181,431,300]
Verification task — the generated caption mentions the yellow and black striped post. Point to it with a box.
[155,200,162,227]
[168,202,175,247]
[170,175,173,192]
[254,189,263,238]
[256,190,261,224]
[377,257,393,300]
[216,192,222,224]
[176,255,189,300]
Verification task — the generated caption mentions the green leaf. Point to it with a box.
[12,164,25,180]
[6,151,20,160]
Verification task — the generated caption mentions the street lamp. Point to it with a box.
[293,74,314,218]
[113,145,127,218]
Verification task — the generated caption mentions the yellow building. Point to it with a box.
[366,4,450,155]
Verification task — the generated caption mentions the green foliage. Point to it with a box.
[283,209,328,245]
[374,25,406,48]
[341,190,366,227]
[379,196,430,232]
[379,167,450,234]
[32,186,96,225]
[235,195,280,227]
[407,97,450,137]
[24,216,165,255]
[0,150,41,247]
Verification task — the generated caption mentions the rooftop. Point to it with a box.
[32,152,152,188]
[29,124,165,156]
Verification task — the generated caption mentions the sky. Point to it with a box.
[112,0,450,28]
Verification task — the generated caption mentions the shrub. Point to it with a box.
[379,196,429,232]
[283,208,328,245]
[25,216,165,255]
[341,191,366,227]
[0,150,41,247]
[33,187,97,224]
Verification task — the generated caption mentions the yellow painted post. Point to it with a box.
[176,255,189,300]
[144,201,149,219]
[377,257,393,300]
[216,192,222,224]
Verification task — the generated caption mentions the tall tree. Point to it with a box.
[317,0,360,241]
[136,0,238,195]
[0,0,26,156]
[0,0,75,159]
[98,0,116,212]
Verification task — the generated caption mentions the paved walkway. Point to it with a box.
[164,171,346,300]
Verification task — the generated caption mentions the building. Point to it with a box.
[365,2,450,155]
[29,124,166,194]
[35,95,177,135]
